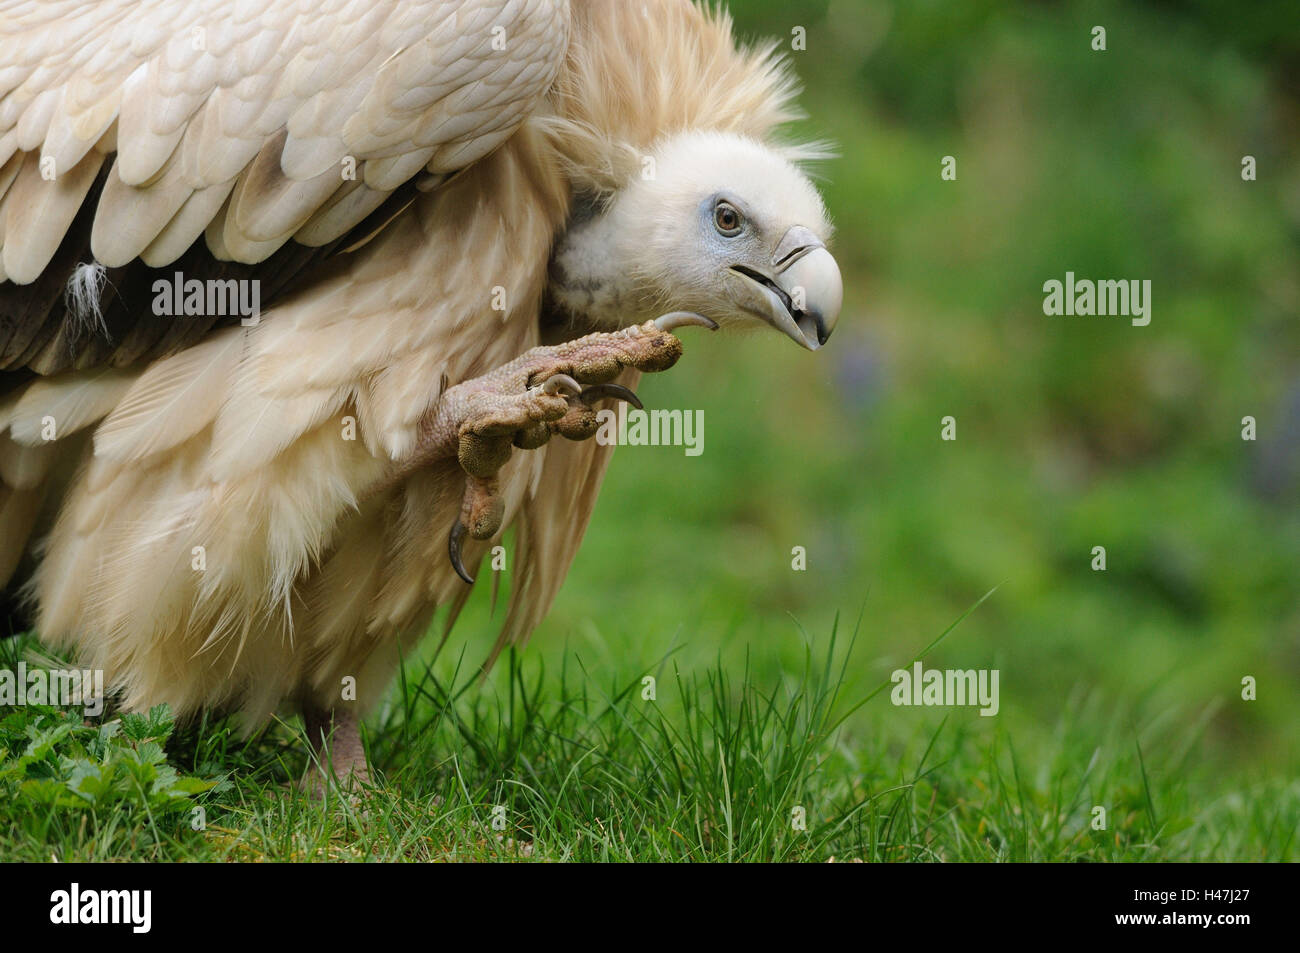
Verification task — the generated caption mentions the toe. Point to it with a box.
[554,404,600,440]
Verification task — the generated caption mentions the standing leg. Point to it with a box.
[300,706,370,797]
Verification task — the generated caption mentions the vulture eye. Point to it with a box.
[713,201,743,237]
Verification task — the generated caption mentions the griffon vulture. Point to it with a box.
[0,0,842,786]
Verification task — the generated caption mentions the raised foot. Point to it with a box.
[416,313,716,583]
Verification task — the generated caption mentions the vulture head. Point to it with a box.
[551,131,842,350]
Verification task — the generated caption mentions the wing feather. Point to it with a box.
[90,149,190,267]
[0,0,570,374]
[0,0,568,274]
[4,149,104,283]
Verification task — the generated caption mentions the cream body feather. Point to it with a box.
[0,0,815,724]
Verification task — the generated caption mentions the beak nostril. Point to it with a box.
[771,225,825,272]
[774,247,813,270]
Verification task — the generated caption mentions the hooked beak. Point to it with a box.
[730,225,843,351]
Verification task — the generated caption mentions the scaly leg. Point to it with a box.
[300,707,370,798]
[392,313,716,582]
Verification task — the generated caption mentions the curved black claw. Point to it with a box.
[579,383,643,410]
[448,520,474,584]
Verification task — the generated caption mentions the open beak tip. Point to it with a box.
[794,311,831,350]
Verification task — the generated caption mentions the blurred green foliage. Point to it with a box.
[455,0,1299,794]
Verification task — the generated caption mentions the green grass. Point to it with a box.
[2,603,1293,862]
